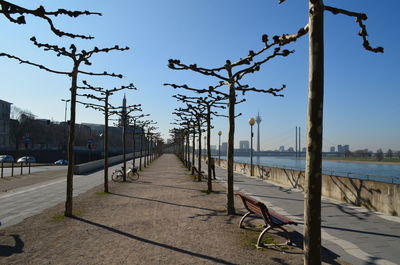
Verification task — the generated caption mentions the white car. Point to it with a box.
[17,156,36,163]
[0,155,15,163]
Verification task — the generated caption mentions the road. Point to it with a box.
[0,158,142,229]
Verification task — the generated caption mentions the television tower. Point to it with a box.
[255,112,262,152]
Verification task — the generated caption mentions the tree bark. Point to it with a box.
[104,96,109,193]
[139,128,143,171]
[304,1,324,264]
[122,113,127,181]
[197,122,202,182]
[206,106,212,192]
[65,67,78,217]
[192,130,195,175]
[133,120,136,167]
[227,82,236,215]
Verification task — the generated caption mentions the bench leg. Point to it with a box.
[257,225,291,248]
[239,212,251,228]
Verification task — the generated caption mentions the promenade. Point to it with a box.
[1,154,305,265]
[1,153,398,264]
[208,161,400,265]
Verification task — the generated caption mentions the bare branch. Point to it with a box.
[324,5,384,53]
[0,0,101,39]
[0,52,70,75]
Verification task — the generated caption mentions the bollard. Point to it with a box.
[29,162,31,174]
[11,162,14,176]
[20,162,23,175]
[1,162,3,178]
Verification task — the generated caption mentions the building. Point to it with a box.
[221,142,228,153]
[239,140,249,150]
[330,146,336,152]
[0,99,11,150]
[210,145,216,150]
[337,144,350,153]
[279,145,285,152]
[287,147,294,152]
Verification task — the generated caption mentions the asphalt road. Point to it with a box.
[0,158,142,229]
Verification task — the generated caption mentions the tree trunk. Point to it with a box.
[304,1,324,264]
[192,130,195,175]
[65,68,78,217]
[227,82,236,215]
[104,97,109,193]
[122,113,127,182]
[139,129,143,170]
[197,122,202,182]
[186,131,190,170]
[206,106,212,192]
[133,120,136,167]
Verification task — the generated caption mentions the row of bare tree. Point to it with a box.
[166,1,383,264]
[0,1,161,217]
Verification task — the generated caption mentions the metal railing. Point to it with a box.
[1,162,32,178]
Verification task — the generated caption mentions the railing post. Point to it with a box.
[1,162,3,178]
[29,162,31,174]
[11,162,14,176]
[20,162,23,175]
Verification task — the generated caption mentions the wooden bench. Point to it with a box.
[235,191,297,248]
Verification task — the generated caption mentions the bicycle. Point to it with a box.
[111,166,139,182]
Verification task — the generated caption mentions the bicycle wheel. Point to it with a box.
[111,171,123,182]
[128,171,139,181]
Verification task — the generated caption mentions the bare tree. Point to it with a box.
[275,1,383,264]
[110,104,143,182]
[171,93,228,192]
[167,37,289,214]
[0,0,100,39]
[77,81,137,192]
[129,114,150,167]
[0,38,129,216]
[174,104,207,182]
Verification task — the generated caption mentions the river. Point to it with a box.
[218,155,400,184]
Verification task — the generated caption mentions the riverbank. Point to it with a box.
[322,157,400,165]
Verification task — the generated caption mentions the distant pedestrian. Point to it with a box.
[206,157,216,180]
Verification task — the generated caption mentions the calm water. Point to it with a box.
[219,155,400,184]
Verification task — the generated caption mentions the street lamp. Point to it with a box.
[218,131,222,166]
[249,117,255,176]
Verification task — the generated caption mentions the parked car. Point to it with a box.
[54,159,68,165]
[17,156,36,163]
[0,155,15,163]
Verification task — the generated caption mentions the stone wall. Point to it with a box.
[201,156,399,215]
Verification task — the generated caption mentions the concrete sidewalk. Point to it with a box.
[205,162,400,265]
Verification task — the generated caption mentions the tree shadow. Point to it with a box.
[70,216,237,265]
[109,192,224,213]
[329,176,381,215]
[0,234,24,257]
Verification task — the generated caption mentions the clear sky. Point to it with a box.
[1,0,399,152]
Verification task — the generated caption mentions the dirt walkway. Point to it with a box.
[0,154,304,265]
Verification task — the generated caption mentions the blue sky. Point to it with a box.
[1,0,399,152]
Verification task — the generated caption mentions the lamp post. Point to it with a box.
[249,117,255,176]
[61,99,70,155]
[218,131,222,166]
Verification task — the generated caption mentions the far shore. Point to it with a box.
[322,158,400,165]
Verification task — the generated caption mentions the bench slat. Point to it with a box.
[236,191,297,226]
